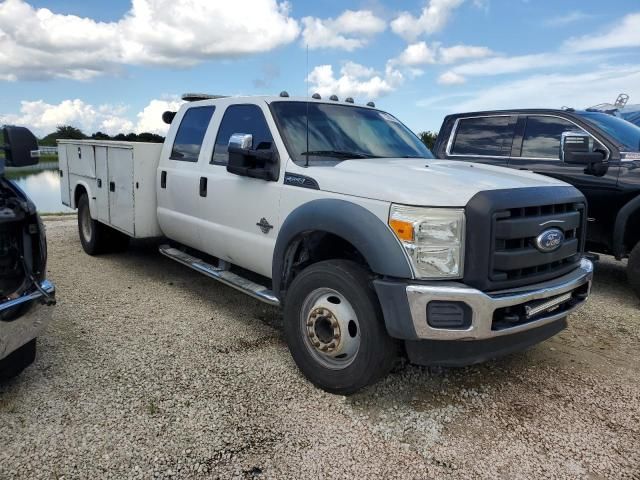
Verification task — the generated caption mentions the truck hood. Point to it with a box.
[306,158,567,207]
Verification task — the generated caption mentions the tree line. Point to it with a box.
[39,126,164,146]
[37,125,438,151]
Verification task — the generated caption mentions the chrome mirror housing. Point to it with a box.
[228,133,253,150]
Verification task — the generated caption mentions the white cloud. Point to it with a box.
[394,42,437,66]
[390,0,464,41]
[446,65,640,112]
[301,10,386,51]
[438,51,599,84]
[393,41,493,67]
[0,0,300,81]
[438,71,466,85]
[544,10,592,27]
[564,12,640,52]
[438,44,493,64]
[307,62,403,100]
[135,98,184,135]
[0,97,184,136]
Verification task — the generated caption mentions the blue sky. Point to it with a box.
[1,0,639,137]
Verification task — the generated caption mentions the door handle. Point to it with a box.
[109,181,115,192]
[199,177,208,197]
[161,170,167,189]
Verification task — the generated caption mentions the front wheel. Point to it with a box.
[283,260,398,395]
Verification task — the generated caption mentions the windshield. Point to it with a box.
[577,111,640,151]
[270,101,433,165]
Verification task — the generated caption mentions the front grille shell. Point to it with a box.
[464,186,587,292]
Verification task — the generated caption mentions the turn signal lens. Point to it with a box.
[389,219,414,242]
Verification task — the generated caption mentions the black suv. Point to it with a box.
[433,109,640,297]
[0,126,56,379]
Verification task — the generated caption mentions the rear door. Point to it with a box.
[156,105,216,249]
[444,115,517,166]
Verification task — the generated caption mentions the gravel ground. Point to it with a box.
[1,216,639,479]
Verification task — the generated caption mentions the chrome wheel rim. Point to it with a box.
[300,288,360,370]
[80,203,92,242]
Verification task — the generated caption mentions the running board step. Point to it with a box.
[159,245,280,306]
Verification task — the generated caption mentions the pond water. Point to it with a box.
[5,163,74,214]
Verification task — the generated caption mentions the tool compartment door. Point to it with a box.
[107,147,135,235]
[94,146,110,223]
[57,144,71,206]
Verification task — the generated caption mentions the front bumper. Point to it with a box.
[0,280,55,361]
[375,258,593,343]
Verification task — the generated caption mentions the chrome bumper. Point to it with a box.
[0,280,55,361]
[405,259,593,340]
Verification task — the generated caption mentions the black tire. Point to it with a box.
[0,339,36,381]
[283,260,398,395]
[77,193,129,254]
[627,241,640,299]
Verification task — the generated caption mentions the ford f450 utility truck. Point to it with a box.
[1,126,56,379]
[59,94,593,394]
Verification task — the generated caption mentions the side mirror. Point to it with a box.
[2,126,40,167]
[227,132,277,181]
[561,131,605,165]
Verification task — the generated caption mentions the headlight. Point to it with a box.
[389,205,465,279]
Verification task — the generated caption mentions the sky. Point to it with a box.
[0,0,639,138]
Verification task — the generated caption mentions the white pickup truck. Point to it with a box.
[59,93,593,394]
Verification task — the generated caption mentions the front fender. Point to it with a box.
[613,194,640,258]
[272,199,413,296]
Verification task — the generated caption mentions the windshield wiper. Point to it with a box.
[301,150,377,159]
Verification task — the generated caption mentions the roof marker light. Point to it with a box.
[329,95,339,101]
[345,97,354,103]
[280,91,290,97]
[367,101,376,107]
[312,93,321,99]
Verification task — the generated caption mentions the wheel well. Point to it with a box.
[74,185,87,208]
[278,231,370,296]
[623,208,640,255]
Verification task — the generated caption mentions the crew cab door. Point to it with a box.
[507,114,620,245]
[441,115,516,166]
[195,102,282,278]
[156,105,216,249]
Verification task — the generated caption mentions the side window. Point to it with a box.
[212,104,273,165]
[170,106,215,162]
[451,116,515,157]
[521,116,577,159]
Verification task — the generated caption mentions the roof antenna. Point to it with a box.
[305,43,310,168]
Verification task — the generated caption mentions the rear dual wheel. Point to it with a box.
[284,260,398,395]
[77,193,129,255]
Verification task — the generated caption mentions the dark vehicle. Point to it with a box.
[433,108,640,297]
[0,126,55,379]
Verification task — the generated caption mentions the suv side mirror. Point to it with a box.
[227,132,277,181]
[561,131,606,165]
[2,126,40,167]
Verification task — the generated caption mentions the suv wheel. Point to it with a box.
[283,260,398,395]
[627,241,640,299]
[0,339,36,380]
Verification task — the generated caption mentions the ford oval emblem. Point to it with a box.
[534,228,564,253]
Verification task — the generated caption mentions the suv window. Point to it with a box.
[521,116,577,159]
[451,116,515,157]
[212,104,273,165]
[170,106,215,162]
